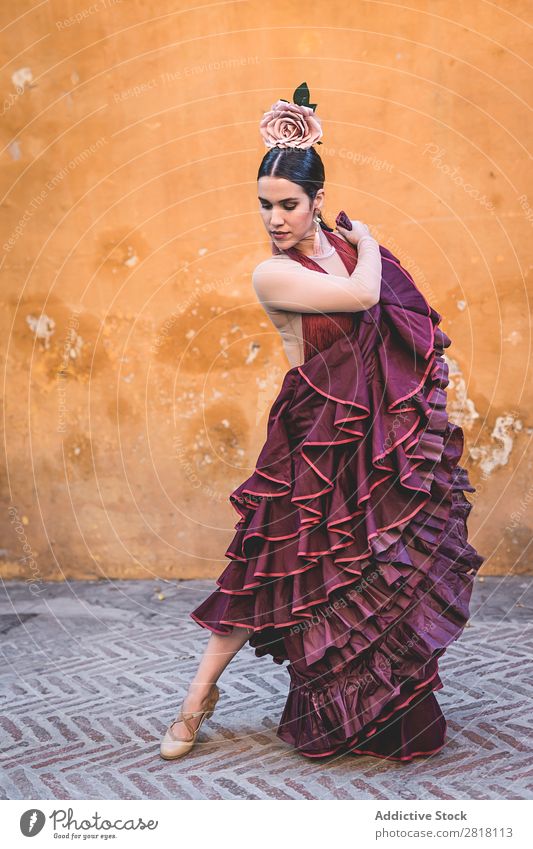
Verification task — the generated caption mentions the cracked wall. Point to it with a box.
[1,0,531,580]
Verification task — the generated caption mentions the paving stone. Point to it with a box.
[1,577,532,800]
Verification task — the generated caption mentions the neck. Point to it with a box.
[292,224,326,257]
[279,229,358,270]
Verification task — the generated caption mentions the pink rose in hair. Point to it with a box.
[260,99,323,149]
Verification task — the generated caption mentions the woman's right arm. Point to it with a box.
[252,235,382,314]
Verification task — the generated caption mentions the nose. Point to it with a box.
[270,207,285,228]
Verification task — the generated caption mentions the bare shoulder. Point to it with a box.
[252,255,294,286]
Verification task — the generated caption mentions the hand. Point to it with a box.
[335,217,373,247]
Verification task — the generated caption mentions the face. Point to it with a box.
[257,176,324,251]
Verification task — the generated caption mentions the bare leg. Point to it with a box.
[170,626,253,741]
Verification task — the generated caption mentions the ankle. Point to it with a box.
[185,681,216,703]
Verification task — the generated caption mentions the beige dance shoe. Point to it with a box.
[160,683,220,760]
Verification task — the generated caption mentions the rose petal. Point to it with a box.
[260,99,323,148]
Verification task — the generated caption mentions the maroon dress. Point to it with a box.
[190,230,485,761]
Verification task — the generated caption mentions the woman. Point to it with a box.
[160,84,484,762]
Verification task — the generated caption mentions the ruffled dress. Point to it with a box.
[190,230,485,761]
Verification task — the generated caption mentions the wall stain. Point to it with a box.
[153,296,279,373]
[175,400,253,501]
[62,433,95,480]
[98,228,151,275]
[15,296,110,383]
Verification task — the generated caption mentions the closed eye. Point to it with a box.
[260,202,297,210]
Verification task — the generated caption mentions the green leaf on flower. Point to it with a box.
[293,82,310,106]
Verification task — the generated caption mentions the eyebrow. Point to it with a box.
[257,196,300,202]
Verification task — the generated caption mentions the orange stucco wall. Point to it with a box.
[1,0,531,582]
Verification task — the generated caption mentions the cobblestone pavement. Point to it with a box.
[1,576,532,800]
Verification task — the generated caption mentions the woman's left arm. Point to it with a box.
[252,237,382,314]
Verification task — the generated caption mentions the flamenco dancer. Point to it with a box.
[160,83,485,762]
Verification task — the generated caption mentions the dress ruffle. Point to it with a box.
[190,244,484,760]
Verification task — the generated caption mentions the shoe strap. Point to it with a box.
[169,687,218,737]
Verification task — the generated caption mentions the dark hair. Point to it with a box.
[257,146,333,231]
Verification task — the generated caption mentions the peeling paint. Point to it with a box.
[469,413,523,475]
[7,140,21,160]
[503,330,522,345]
[444,355,480,429]
[123,247,139,267]
[456,300,466,311]
[12,67,33,90]
[26,313,56,349]
[68,333,83,359]
[245,341,260,365]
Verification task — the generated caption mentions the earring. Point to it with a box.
[312,212,322,255]
[312,211,332,258]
